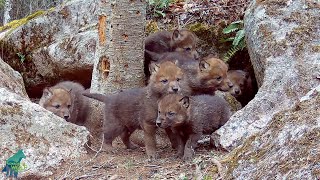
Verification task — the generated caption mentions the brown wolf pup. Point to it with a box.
[153,52,234,95]
[39,81,89,125]
[182,56,234,95]
[144,29,199,80]
[82,60,190,158]
[227,70,254,106]
[157,94,230,160]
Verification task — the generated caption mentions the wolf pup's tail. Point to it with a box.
[82,92,107,102]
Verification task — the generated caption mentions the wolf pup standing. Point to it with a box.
[157,94,230,160]
[83,60,190,158]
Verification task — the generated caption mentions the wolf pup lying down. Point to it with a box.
[157,94,230,160]
[39,81,89,125]
[83,60,190,159]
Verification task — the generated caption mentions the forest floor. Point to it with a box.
[50,0,248,179]
[52,132,228,180]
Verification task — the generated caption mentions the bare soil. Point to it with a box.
[51,130,227,180]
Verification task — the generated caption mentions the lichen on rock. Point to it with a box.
[0,87,90,178]
[222,88,319,179]
[0,0,99,98]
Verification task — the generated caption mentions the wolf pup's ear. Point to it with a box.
[244,71,250,79]
[149,62,160,75]
[179,96,190,108]
[173,59,179,65]
[43,87,53,98]
[199,60,210,72]
[145,50,161,62]
[172,29,182,41]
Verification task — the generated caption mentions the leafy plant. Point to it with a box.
[147,0,172,18]
[0,0,5,8]
[124,159,134,170]
[221,20,246,62]
[16,52,25,63]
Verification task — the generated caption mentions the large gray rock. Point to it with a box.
[222,86,319,179]
[0,87,90,178]
[0,0,99,97]
[213,0,320,150]
[0,57,28,98]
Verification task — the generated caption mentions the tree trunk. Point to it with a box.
[3,0,12,25]
[91,0,146,93]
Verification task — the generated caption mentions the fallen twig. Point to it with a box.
[144,164,161,168]
[211,158,223,178]
[59,134,105,180]
[75,173,103,180]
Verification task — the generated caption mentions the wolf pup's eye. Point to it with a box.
[216,76,222,81]
[168,111,175,116]
[176,78,181,82]
[54,105,60,109]
[67,105,71,108]
[161,79,168,84]
[185,47,191,51]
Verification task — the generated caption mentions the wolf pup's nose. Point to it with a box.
[172,87,179,93]
[156,122,161,127]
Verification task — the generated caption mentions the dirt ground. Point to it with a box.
[51,130,227,180]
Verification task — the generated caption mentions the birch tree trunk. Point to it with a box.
[3,0,12,25]
[91,0,146,93]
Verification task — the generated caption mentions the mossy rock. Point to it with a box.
[145,20,160,35]
[0,10,46,35]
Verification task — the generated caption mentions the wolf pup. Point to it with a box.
[157,53,233,95]
[39,81,89,124]
[186,56,234,95]
[82,60,190,158]
[144,29,199,80]
[227,70,254,106]
[157,94,230,160]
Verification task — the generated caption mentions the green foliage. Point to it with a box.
[16,52,25,63]
[0,0,5,8]
[203,175,213,180]
[124,159,134,169]
[147,0,172,18]
[222,20,243,34]
[221,20,246,62]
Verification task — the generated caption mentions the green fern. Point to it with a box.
[147,0,172,17]
[222,20,243,34]
[223,46,240,62]
[222,20,246,62]
[16,52,26,63]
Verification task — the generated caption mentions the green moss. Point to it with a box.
[223,94,242,112]
[145,20,160,35]
[220,135,258,177]
[312,45,320,52]
[0,10,45,33]
[48,7,56,12]
[0,103,22,116]
[186,22,230,57]
[187,22,218,45]
[222,94,320,178]
[188,23,214,34]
